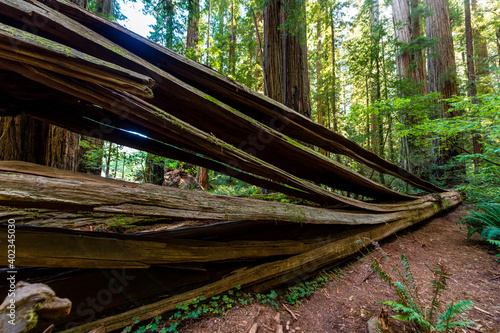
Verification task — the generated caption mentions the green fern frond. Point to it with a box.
[383,301,434,331]
[435,300,474,331]
[459,203,500,240]
[427,263,450,323]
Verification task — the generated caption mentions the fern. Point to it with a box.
[488,239,500,261]
[371,245,473,332]
[382,301,434,331]
[427,262,450,324]
[459,203,500,240]
[435,300,474,332]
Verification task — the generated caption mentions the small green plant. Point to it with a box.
[458,202,500,241]
[371,244,474,332]
[284,271,329,306]
[283,268,343,307]
[487,239,500,261]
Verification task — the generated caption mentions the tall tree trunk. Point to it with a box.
[464,0,477,99]
[330,7,337,133]
[252,9,266,93]
[316,18,323,126]
[465,0,483,171]
[263,0,284,104]
[105,142,112,178]
[186,0,200,60]
[0,113,48,164]
[229,1,236,75]
[392,0,425,174]
[206,0,211,66]
[426,0,461,182]
[264,0,311,118]
[392,0,414,86]
[284,0,311,118]
[370,0,384,184]
[471,0,488,76]
[411,0,427,94]
[45,125,81,171]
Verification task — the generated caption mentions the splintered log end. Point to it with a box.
[88,326,106,333]
[0,281,71,333]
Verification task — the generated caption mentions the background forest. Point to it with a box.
[1,0,499,202]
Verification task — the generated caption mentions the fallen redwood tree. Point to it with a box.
[0,1,464,332]
[0,162,460,227]
[0,162,461,332]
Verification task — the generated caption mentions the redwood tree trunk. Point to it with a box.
[186,0,200,60]
[471,0,488,76]
[263,0,284,105]
[410,0,427,94]
[0,113,48,164]
[465,0,483,170]
[264,0,311,118]
[426,0,461,182]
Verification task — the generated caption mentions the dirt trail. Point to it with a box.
[181,205,500,333]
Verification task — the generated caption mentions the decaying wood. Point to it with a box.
[0,206,166,228]
[0,282,71,333]
[0,225,330,268]
[59,203,455,333]
[0,57,407,209]
[0,23,154,98]
[0,162,461,223]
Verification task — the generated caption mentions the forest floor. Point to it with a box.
[176,205,500,333]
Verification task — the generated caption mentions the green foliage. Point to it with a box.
[284,270,336,307]
[371,244,473,332]
[119,268,348,332]
[121,286,285,333]
[208,171,259,195]
[459,203,500,240]
[487,239,500,261]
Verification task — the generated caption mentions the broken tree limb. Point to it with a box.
[0,225,330,268]
[0,206,166,228]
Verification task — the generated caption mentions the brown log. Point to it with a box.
[0,162,461,223]
[0,23,154,98]
[0,206,166,228]
[58,202,458,333]
[0,225,330,268]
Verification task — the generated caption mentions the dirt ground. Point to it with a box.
[177,205,500,333]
